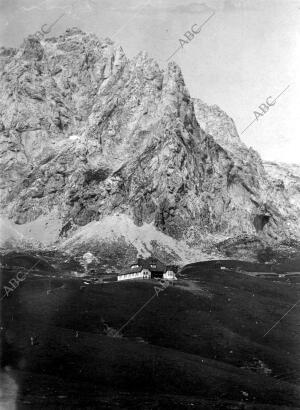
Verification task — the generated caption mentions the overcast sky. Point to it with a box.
[1,0,299,164]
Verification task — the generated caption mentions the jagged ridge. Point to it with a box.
[0,28,299,260]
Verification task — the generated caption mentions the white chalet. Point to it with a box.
[117,259,178,282]
[117,264,151,281]
[163,268,178,280]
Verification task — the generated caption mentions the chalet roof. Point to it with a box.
[137,257,166,272]
[120,258,178,277]
[119,266,143,276]
[166,265,178,273]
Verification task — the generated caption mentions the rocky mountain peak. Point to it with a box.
[193,98,246,153]
[0,28,299,261]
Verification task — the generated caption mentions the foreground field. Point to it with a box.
[0,253,300,409]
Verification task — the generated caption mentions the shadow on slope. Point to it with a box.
[1,259,300,408]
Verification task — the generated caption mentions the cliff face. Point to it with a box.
[0,28,299,258]
[264,161,300,218]
[193,99,300,240]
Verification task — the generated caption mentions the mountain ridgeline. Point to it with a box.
[0,28,299,260]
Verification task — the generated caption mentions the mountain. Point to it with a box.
[192,99,300,236]
[264,161,300,213]
[0,28,299,264]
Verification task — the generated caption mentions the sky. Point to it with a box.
[0,0,299,164]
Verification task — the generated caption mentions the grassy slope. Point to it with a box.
[1,256,300,408]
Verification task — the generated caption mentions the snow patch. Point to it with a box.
[0,211,62,250]
[69,135,80,140]
[17,211,62,245]
[0,217,33,249]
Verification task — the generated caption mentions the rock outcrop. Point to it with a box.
[264,161,300,220]
[0,28,299,260]
[193,99,300,240]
